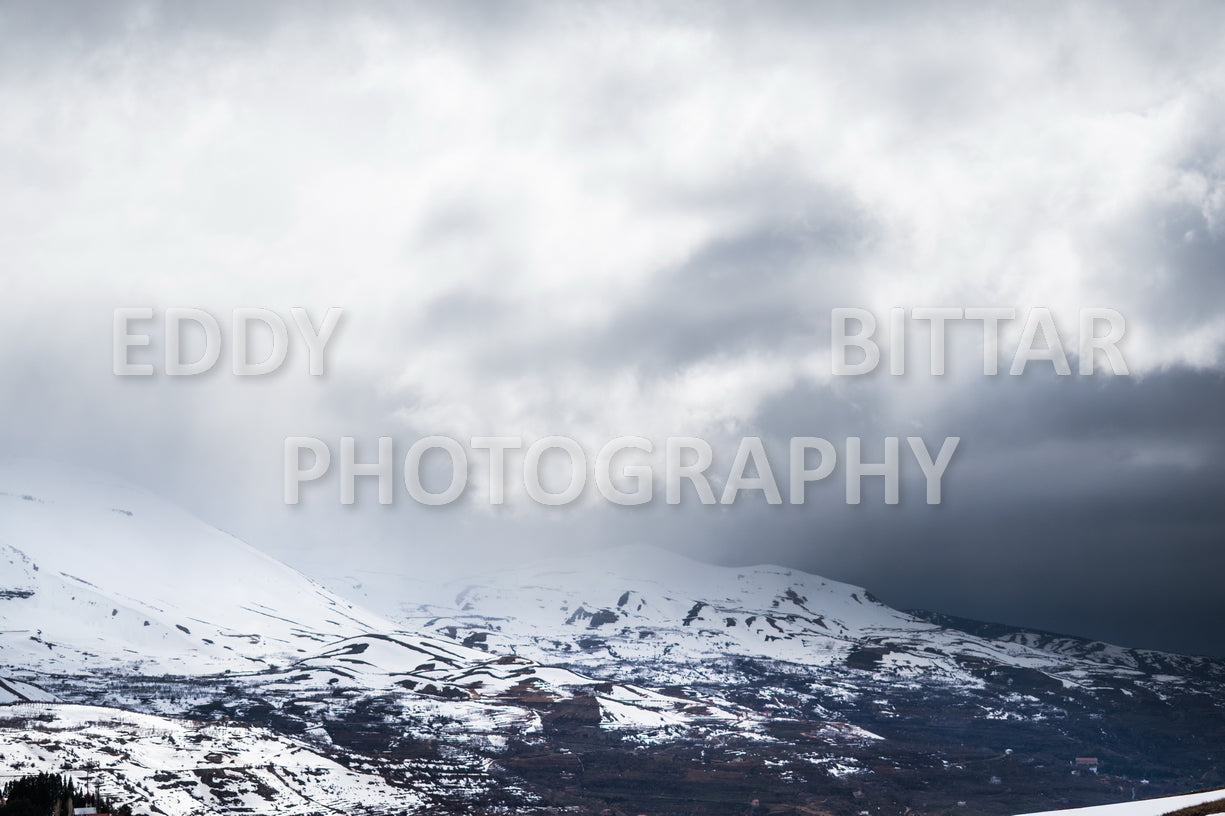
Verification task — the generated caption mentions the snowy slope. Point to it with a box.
[328,544,1225,697]
[0,460,391,673]
[333,546,1078,683]
[289,632,747,731]
[0,675,55,703]
[0,461,759,743]
[192,630,766,752]
[1015,788,1225,816]
[0,702,424,815]
[337,543,924,658]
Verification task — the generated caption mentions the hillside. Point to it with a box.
[1016,788,1225,816]
[0,460,395,674]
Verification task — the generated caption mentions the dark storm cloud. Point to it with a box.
[959,368,1225,454]
[654,367,1225,657]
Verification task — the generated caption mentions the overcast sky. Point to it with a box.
[3,1,1224,656]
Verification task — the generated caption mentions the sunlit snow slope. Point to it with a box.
[0,702,423,816]
[0,459,390,673]
[1015,788,1225,816]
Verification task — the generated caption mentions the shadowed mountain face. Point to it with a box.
[2,463,1224,815]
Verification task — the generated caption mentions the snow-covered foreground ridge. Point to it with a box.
[1015,788,1225,816]
[0,702,422,815]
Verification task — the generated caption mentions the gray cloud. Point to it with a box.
[685,368,1225,657]
[419,180,871,377]
[2,1,1225,657]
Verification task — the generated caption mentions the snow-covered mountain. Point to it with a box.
[3,460,1224,816]
[331,544,1224,695]
[0,461,758,739]
[335,545,936,683]
[321,543,1225,816]
[0,460,390,674]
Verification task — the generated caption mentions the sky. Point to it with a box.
[2,1,1225,656]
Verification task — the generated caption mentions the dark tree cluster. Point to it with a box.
[0,772,132,816]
